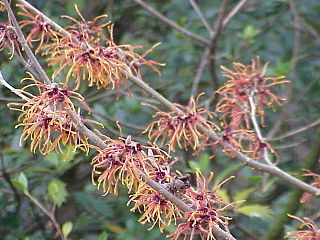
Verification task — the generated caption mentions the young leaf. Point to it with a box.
[47,178,68,207]
[213,163,242,187]
[233,187,256,202]
[96,231,109,240]
[188,160,199,173]
[216,188,230,202]
[62,221,73,239]
[199,154,210,172]
[12,172,28,192]
[237,204,273,218]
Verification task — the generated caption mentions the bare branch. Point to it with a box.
[191,0,248,97]
[222,0,248,27]
[189,0,213,35]
[24,191,65,240]
[211,0,229,41]
[190,48,210,97]
[132,0,211,46]
[268,118,320,141]
[248,95,273,165]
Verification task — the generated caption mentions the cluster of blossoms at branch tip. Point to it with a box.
[8,73,97,154]
[17,4,56,53]
[144,93,219,152]
[91,135,181,231]
[16,4,164,91]
[217,57,289,128]
[285,214,320,240]
[168,171,238,240]
[91,135,170,195]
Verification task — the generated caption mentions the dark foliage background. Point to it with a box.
[0,0,319,239]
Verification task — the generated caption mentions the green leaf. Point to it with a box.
[73,192,115,218]
[45,145,76,171]
[105,222,125,234]
[47,178,68,207]
[213,163,242,186]
[237,25,260,42]
[61,144,76,163]
[233,187,256,202]
[12,172,28,192]
[199,154,210,172]
[237,204,273,218]
[62,221,73,238]
[247,176,263,183]
[96,231,109,240]
[216,188,230,202]
[188,160,199,173]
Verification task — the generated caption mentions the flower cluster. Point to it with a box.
[168,171,237,240]
[91,136,185,231]
[129,182,181,232]
[90,132,236,237]
[144,94,218,152]
[17,4,163,90]
[17,4,56,53]
[91,135,169,194]
[217,57,289,128]
[8,73,91,154]
[285,214,320,240]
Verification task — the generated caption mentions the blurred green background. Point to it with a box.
[0,0,319,239]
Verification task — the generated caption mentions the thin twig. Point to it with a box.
[0,71,30,101]
[211,0,229,41]
[222,0,248,27]
[248,95,273,165]
[190,48,210,97]
[191,0,248,97]
[268,118,320,141]
[208,0,229,92]
[132,0,211,46]
[189,0,213,35]
[24,191,65,240]
[0,149,21,212]
[273,139,306,150]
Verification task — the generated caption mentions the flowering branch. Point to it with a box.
[14,0,320,198]
[2,2,319,239]
[1,2,237,239]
